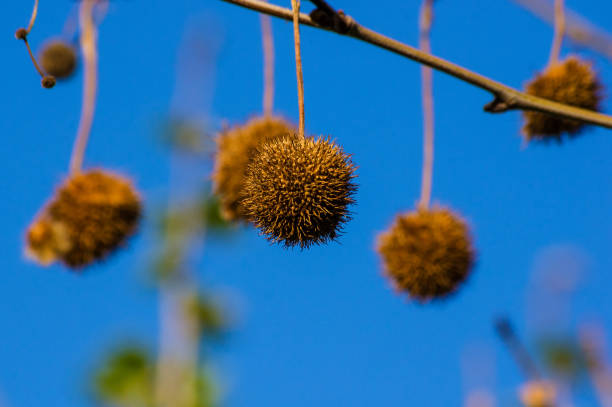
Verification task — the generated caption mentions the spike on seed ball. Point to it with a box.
[523,56,603,142]
[212,116,295,221]
[39,40,77,79]
[241,134,357,248]
[376,207,475,302]
[25,169,142,270]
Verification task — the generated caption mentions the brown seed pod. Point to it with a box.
[241,134,357,248]
[25,169,141,270]
[25,217,70,265]
[376,207,475,302]
[523,56,603,142]
[39,40,77,79]
[212,116,295,221]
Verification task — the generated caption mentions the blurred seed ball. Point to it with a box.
[41,75,56,89]
[212,116,295,221]
[26,170,142,270]
[242,134,357,248]
[523,56,603,142]
[519,380,556,407]
[25,217,70,265]
[39,40,77,79]
[376,208,475,302]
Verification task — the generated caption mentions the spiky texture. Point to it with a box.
[242,135,357,248]
[25,170,141,269]
[376,208,475,302]
[212,116,294,221]
[523,56,602,142]
[39,40,77,79]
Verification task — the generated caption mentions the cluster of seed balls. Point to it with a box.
[26,170,141,269]
[523,56,602,142]
[212,115,357,248]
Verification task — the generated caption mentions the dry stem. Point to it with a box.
[260,14,275,116]
[418,0,434,210]
[69,0,98,174]
[291,0,305,138]
[548,0,565,65]
[511,0,612,61]
[219,0,612,130]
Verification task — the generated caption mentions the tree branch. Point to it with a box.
[219,0,612,130]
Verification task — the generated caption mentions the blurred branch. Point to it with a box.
[218,0,612,130]
[494,317,542,380]
[511,0,612,61]
[580,325,612,407]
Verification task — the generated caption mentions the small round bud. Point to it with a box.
[376,207,475,302]
[212,116,295,221]
[242,135,357,248]
[41,75,56,89]
[15,28,28,40]
[523,56,603,142]
[39,40,77,79]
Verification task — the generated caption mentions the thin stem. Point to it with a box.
[260,14,275,116]
[218,0,612,130]
[418,0,434,210]
[494,317,541,380]
[26,0,39,34]
[548,0,565,65]
[23,39,45,77]
[510,0,612,61]
[69,0,98,174]
[291,0,305,138]
[579,326,612,407]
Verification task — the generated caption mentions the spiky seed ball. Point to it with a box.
[25,169,141,269]
[212,116,294,221]
[523,56,603,142]
[376,208,475,302]
[39,40,77,79]
[241,135,357,248]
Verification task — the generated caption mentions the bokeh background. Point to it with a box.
[2,0,612,406]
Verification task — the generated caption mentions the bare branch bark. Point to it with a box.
[219,0,612,130]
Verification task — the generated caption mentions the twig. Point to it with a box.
[218,0,612,130]
[418,0,434,210]
[548,0,565,65]
[494,317,542,380]
[69,0,98,174]
[510,0,612,61]
[291,0,305,138]
[26,0,39,34]
[260,14,275,116]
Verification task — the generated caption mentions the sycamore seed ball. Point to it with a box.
[212,116,295,221]
[25,169,141,270]
[241,134,357,248]
[39,40,77,79]
[523,56,603,142]
[376,208,475,302]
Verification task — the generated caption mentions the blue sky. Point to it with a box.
[1,0,612,406]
